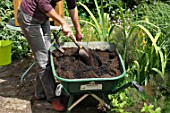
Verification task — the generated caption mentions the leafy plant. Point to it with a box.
[108,89,133,113]
[0,0,31,59]
[136,1,170,71]
[77,0,168,86]
[130,21,167,85]
[106,1,168,85]
[78,0,115,41]
[141,103,161,113]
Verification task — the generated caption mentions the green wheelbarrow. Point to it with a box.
[50,41,143,113]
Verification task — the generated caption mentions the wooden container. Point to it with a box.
[54,0,64,26]
[13,0,21,26]
[12,0,64,26]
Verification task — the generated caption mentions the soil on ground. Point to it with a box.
[0,48,121,113]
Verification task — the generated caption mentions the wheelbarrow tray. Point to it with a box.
[50,41,126,95]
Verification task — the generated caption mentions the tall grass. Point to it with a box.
[137,1,170,70]
[78,0,169,85]
[78,0,115,41]
[106,1,168,85]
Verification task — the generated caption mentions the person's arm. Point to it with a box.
[68,7,83,41]
[46,9,65,26]
[37,0,72,37]
[46,9,73,37]
[65,0,83,41]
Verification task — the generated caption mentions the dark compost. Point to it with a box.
[52,47,122,79]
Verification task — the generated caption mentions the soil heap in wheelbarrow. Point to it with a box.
[52,47,122,79]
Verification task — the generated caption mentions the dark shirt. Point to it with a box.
[20,0,76,20]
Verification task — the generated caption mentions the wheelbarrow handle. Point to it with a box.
[111,81,143,94]
[132,81,144,92]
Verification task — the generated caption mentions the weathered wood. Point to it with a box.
[12,0,64,26]
[13,0,21,26]
[54,0,64,26]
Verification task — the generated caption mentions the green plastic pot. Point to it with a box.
[0,40,12,66]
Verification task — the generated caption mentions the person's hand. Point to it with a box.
[76,32,83,42]
[61,23,77,43]
[61,22,72,37]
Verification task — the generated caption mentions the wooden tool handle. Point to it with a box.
[53,32,60,46]
[69,34,81,48]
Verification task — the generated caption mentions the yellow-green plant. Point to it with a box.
[141,103,161,113]
[78,1,168,85]
[108,90,132,113]
[78,0,115,41]
[127,20,167,85]
[106,1,167,85]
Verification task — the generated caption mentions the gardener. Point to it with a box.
[17,0,83,111]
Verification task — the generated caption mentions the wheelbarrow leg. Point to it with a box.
[66,95,74,113]
[102,93,110,105]
[91,94,110,110]
[67,94,89,113]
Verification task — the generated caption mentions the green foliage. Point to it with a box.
[76,1,169,86]
[57,0,170,112]
[136,1,170,70]
[127,2,169,85]
[78,0,115,41]
[141,103,161,113]
[107,1,168,85]
[1,29,31,59]
[0,0,31,59]
[108,89,133,113]
[77,0,102,18]
[129,21,167,85]
[80,23,98,41]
